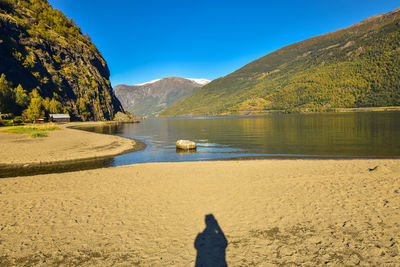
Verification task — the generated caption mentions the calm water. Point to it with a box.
[80,112,400,166]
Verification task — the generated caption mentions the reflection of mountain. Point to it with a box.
[79,113,400,158]
[161,113,400,157]
[114,77,210,117]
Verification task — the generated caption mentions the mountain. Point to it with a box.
[161,8,400,117]
[0,0,123,121]
[114,77,210,117]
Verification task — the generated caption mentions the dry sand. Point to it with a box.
[0,159,399,266]
[0,123,138,166]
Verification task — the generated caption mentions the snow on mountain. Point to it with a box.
[134,79,161,86]
[186,78,210,85]
[133,78,210,86]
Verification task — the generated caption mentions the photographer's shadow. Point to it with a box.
[194,214,228,267]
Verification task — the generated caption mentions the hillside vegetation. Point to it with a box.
[114,77,208,117]
[0,0,123,121]
[161,8,400,116]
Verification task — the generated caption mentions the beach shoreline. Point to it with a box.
[0,122,144,177]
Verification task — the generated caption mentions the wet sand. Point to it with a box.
[0,159,399,266]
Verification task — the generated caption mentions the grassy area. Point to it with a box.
[333,106,400,112]
[0,119,18,127]
[29,132,48,138]
[1,123,59,138]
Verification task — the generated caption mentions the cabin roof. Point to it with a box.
[49,114,70,119]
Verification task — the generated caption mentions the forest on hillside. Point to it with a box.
[161,8,400,116]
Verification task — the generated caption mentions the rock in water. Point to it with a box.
[176,140,196,150]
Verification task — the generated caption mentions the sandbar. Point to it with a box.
[0,122,140,171]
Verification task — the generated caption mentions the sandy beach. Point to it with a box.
[0,158,399,266]
[0,123,139,167]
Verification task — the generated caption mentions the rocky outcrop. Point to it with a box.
[0,0,123,120]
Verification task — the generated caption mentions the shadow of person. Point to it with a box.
[194,214,228,267]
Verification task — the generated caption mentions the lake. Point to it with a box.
[80,112,400,166]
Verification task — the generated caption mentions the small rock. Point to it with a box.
[369,166,378,171]
[176,140,196,150]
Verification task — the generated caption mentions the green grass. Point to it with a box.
[1,123,59,138]
[29,132,48,138]
[0,119,16,126]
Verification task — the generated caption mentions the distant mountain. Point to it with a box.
[161,8,400,117]
[114,77,210,117]
[0,0,123,121]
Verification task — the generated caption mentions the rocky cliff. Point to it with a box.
[0,0,123,120]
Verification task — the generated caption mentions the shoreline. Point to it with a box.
[0,121,145,178]
[0,140,146,178]
[159,106,400,118]
[2,118,400,177]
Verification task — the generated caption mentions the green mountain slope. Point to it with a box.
[114,77,209,117]
[0,0,123,120]
[161,8,400,117]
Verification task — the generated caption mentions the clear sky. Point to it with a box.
[48,0,399,86]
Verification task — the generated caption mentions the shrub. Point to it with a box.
[30,132,48,138]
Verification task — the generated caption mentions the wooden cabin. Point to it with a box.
[49,113,70,123]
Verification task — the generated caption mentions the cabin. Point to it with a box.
[49,113,70,123]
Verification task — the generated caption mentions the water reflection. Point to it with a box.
[77,112,400,166]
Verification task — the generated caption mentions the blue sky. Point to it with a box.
[48,0,400,86]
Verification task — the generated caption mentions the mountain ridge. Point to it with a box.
[161,8,400,116]
[119,77,210,87]
[114,77,210,117]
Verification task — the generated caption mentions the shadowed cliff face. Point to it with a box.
[0,0,123,121]
[114,77,209,117]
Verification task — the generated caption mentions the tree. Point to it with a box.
[24,89,45,122]
[14,84,30,109]
[48,97,64,113]
[43,97,50,112]
[76,97,91,120]
[0,74,14,114]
